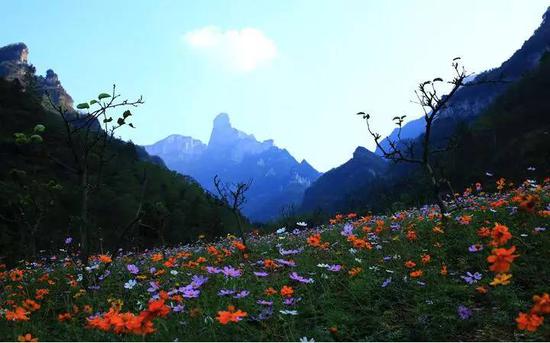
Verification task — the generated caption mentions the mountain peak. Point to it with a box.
[213,113,231,129]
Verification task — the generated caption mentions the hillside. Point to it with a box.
[0,77,245,265]
[0,179,548,340]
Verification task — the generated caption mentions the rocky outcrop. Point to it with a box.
[144,113,322,222]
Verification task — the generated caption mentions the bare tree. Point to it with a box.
[358,58,469,217]
[46,85,143,263]
[213,175,252,248]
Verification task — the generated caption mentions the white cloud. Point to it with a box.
[183,26,277,72]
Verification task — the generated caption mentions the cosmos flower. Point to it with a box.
[127,264,139,274]
[124,279,137,290]
[468,244,483,252]
[457,305,472,320]
[289,272,314,284]
[254,271,269,277]
[221,266,242,278]
[461,272,483,285]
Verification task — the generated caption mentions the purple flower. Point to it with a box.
[257,299,273,306]
[534,227,546,232]
[279,248,303,256]
[180,285,200,298]
[149,267,157,274]
[206,266,221,274]
[289,272,314,284]
[381,277,392,288]
[461,272,482,284]
[341,223,354,237]
[127,264,139,274]
[217,289,235,296]
[327,264,342,272]
[172,304,185,313]
[234,290,250,299]
[254,271,269,277]
[468,244,483,253]
[64,237,73,245]
[191,275,208,288]
[221,266,242,278]
[275,259,296,267]
[147,281,159,293]
[457,305,472,320]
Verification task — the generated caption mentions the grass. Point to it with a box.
[0,177,549,341]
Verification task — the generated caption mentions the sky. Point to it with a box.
[1,0,548,172]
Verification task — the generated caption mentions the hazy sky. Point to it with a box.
[1,0,548,171]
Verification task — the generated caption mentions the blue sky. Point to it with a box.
[1,0,548,171]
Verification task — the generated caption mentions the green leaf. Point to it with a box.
[77,103,89,109]
[98,93,111,100]
[90,99,98,105]
[117,118,125,126]
[33,124,46,133]
[128,123,136,128]
[30,134,43,143]
[123,110,132,118]
[103,117,113,123]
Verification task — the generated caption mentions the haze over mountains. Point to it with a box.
[145,113,321,222]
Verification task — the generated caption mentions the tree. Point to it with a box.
[213,175,251,248]
[46,85,143,263]
[358,58,468,217]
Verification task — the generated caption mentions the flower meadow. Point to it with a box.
[0,178,549,341]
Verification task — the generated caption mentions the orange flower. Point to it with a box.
[280,285,294,298]
[17,333,38,342]
[532,293,550,315]
[83,305,93,313]
[23,299,40,312]
[348,267,362,277]
[406,230,417,241]
[58,312,72,322]
[216,306,248,325]
[145,299,170,318]
[151,253,163,262]
[487,246,518,273]
[516,312,544,332]
[432,226,444,234]
[421,254,431,264]
[307,233,322,247]
[410,270,423,278]
[9,269,24,282]
[404,260,416,269]
[496,177,506,191]
[265,287,277,296]
[477,227,491,238]
[440,264,448,276]
[457,215,472,225]
[6,307,29,321]
[490,223,512,246]
[476,286,488,294]
[263,259,278,269]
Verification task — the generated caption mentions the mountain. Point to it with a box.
[0,43,245,264]
[301,146,387,213]
[145,113,321,222]
[376,6,550,155]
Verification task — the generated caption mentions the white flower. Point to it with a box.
[299,337,315,342]
[170,270,178,275]
[355,258,362,263]
[296,222,308,227]
[280,310,298,315]
[276,227,286,234]
[317,263,329,268]
[124,279,137,289]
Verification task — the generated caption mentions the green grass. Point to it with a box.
[0,178,549,341]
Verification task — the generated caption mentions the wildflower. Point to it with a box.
[406,230,417,241]
[6,307,29,321]
[532,293,550,314]
[410,270,423,278]
[146,299,170,318]
[151,253,163,262]
[265,287,278,296]
[64,237,73,244]
[297,221,308,227]
[257,299,273,306]
[218,289,235,296]
[440,265,448,276]
[457,305,472,320]
[221,266,242,278]
[232,240,246,251]
[457,215,472,225]
[468,244,483,252]
[233,290,250,299]
[516,312,544,332]
[127,264,139,274]
[476,286,488,294]
[348,267,362,277]
[489,273,512,286]
[216,306,247,325]
[461,272,483,285]
[254,271,269,277]
[289,272,314,284]
[341,223,354,237]
[17,334,38,342]
[490,223,512,246]
[58,312,72,322]
[477,227,491,237]
[299,336,315,342]
[327,264,342,272]
[22,299,40,312]
[307,233,322,247]
[191,275,209,288]
[421,254,431,264]
[9,269,24,282]
[263,259,278,269]
[381,277,392,288]
[487,246,519,273]
[206,266,221,274]
[124,279,137,290]
[279,310,298,315]
[98,255,112,263]
[280,285,294,298]
[276,227,286,234]
[404,260,416,269]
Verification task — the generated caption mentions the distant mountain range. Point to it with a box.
[144,113,321,222]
